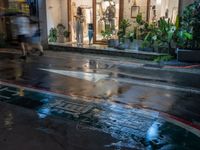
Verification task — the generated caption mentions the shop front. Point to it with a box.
[68,0,123,44]
[46,0,180,45]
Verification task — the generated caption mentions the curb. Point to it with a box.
[48,44,166,61]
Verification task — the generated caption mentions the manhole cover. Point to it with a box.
[47,99,94,117]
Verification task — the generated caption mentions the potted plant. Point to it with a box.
[101,28,114,47]
[134,13,149,51]
[176,0,200,62]
[48,27,57,42]
[142,22,158,52]
[141,17,177,54]
[117,19,131,49]
[126,30,135,49]
[156,18,176,54]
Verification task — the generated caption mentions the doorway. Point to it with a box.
[68,0,123,44]
[68,0,93,44]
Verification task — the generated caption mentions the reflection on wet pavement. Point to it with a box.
[4,112,14,131]
[0,51,200,149]
[0,83,200,149]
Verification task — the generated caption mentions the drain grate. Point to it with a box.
[47,99,94,117]
[0,84,94,118]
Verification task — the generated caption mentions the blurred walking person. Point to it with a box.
[27,20,44,56]
[14,13,30,59]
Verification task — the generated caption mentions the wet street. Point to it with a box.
[0,49,200,150]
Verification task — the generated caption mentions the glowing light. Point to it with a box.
[156,0,161,5]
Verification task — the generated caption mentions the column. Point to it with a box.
[38,0,48,49]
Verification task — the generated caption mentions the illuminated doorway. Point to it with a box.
[68,0,93,44]
[68,0,123,44]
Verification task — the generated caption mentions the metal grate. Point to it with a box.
[0,86,19,100]
[48,99,94,117]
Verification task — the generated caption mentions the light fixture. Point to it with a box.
[131,0,140,18]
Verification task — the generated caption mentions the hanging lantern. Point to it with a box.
[131,0,140,18]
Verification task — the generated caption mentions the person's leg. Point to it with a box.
[20,42,27,59]
[38,43,44,56]
[25,43,31,56]
[32,43,44,56]
[80,25,83,45]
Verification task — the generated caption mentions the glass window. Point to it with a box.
[70,0,93,43]
[95,0,120,41]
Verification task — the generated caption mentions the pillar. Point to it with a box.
[38,0,48,49]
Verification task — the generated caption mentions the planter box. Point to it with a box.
[177,49,200,62]
[139,47,154,52]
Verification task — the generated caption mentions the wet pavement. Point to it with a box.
[0,50,200,149]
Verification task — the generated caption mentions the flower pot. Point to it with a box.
[139,47,154,52]
[108,39,118,47]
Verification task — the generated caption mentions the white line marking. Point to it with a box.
[40,68,109,82]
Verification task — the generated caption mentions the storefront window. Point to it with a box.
[66,0,179,45]
[95,0,120,41]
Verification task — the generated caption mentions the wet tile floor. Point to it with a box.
[0,83,200,150]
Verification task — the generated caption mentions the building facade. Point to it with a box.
[1,0,195,48]
[0,0,196,48]
[40,0,195,47]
